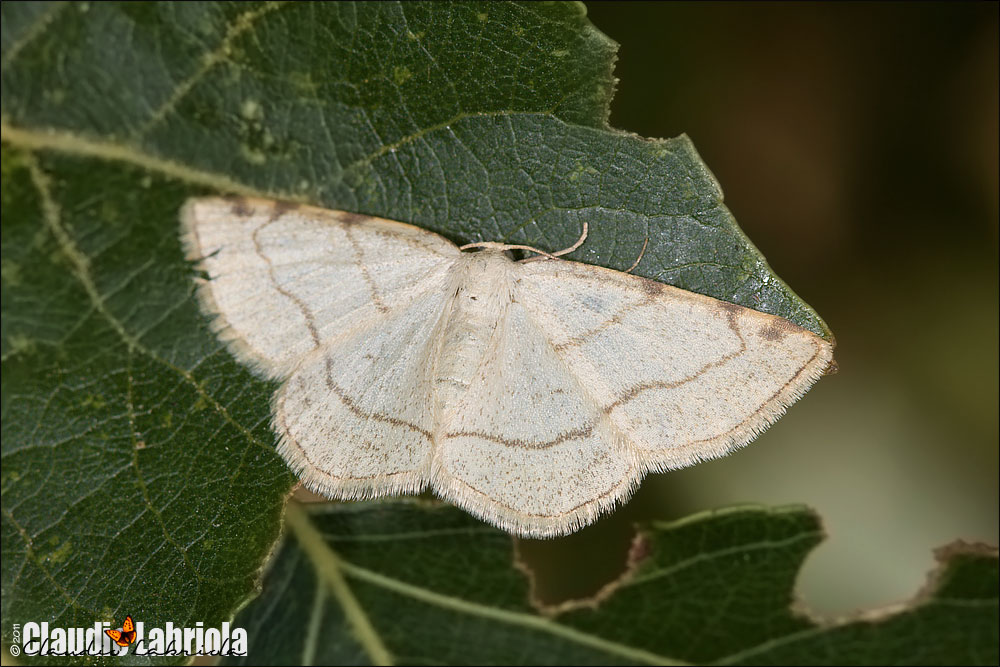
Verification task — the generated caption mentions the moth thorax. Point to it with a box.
[432,251,515,412]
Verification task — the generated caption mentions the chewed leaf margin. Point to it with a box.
[223,501,999,666]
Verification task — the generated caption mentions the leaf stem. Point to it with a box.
[287,505,683,665]
[284,502,394,666]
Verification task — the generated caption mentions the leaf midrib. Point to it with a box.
[1,111,569,206]
[287,502,692,665]
[286,505,869,666]
[335,555,684,666]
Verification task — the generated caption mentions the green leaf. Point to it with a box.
[226,502,999,665]
[1,144,293,652]
[1,1,845,662]
[1,0,831,338]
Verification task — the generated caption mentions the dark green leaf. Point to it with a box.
[227,502,999,665]
[1,1,831,337]
[2,1,842,663]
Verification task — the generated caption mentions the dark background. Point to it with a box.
[520,2,999,615]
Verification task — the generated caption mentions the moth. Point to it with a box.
[182,197,833,537]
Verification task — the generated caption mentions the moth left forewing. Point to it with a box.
[181,196,460,380]
[515,259,833,471]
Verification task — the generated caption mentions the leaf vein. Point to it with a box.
[0,0,70,70]
[132,1,290,141]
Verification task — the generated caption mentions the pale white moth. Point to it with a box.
[181,197,834,538]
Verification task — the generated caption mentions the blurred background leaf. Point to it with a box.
[225,502,998,665]
[579,0,998,616]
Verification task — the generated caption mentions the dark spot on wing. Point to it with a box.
[759,317,801,341]
[636,276,665,296]
[225,195,253,217]
[338,212,370,226]
[759,321,787,341]
[269,199,301,220]
[717,300,743,315]
[711,300,748,329]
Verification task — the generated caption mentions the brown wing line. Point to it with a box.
[275,398,422,482]
[185,196,462,369]
[602,322,746,412]
[273,352,434,482]
[551,286,661,352]
[344,224,390,314]
[441,423,596,450]
[319,356,433,440]
[284,359,603,461]
[516,262,826,425]
[651,341,828,454]
[435,463,636,518]
[251,218,322,347]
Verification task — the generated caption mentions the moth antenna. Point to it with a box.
[499,222,588,263]
[461,240,561,260]
[549,222,588,257]
[624,237,649,273]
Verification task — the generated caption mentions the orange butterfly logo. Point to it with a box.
[105,615,136,648]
